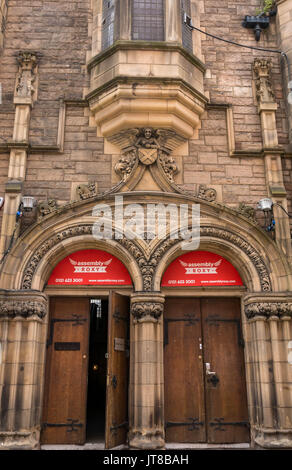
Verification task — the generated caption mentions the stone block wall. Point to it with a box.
[0,0,290,224]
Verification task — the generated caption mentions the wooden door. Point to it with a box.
[164,298,206,442]
[202,298,249,444]
[164,297,249,444]
[41,297,90,445]
[105,292,130,449]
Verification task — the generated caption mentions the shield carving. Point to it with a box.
[138,148,158,165]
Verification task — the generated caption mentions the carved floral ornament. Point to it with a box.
[245,302,292,319]
[21,224,271,293]
[131,301,164,322]
[0,299,48,319]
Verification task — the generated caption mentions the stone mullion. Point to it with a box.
[117,0,131,41]
[128,293,165,450]
[165,0,182,43]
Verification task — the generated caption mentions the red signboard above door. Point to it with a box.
[161,251,243,287]
[47,249,132,286]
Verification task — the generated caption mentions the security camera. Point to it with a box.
[0,197,4,209]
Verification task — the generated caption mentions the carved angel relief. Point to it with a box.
[114,127,179,182]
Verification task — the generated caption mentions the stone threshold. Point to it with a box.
[41,442,251,451]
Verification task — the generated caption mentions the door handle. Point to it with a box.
[205,362,216,376]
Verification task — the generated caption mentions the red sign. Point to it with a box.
[161,251,243,287]
[47,249,132,286]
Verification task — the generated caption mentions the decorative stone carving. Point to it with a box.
[0,290,48,319]
[115,151,138,181]
[197,184,217,202]
[114,127,180,182]
[131,302,164,321]
[38,199,58,217]
[149,226,272,292]
[158,154,178,182]
[237,202,256,221]
[21,225,93,289]
[0,300,47,319]
[253,58,275,104]
[15,51,38,102]
[21,223,271,293]
[76,182,98,200]
[108,126,186,153]
[245,302,292,319]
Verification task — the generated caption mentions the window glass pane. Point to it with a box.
[181,0,193,53]
[132,0,165,41]
[102,0,116,50]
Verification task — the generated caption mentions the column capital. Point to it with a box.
[130,293,165,323]
[0,289,48,320]
[244,293,292,320]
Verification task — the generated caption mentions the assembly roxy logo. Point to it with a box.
[179,259,222,275]
[69,258,112,273]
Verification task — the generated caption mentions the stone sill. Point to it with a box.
[87,40,206,74]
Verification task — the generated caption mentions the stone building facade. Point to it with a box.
[0,0,291,450]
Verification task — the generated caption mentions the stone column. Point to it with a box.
[253,58,292,261]
[0,290,48,450]
[0,52,38,259]
[244,294,292,448]
[128,293,165,449]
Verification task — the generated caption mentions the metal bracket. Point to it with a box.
[166,418,204,431]
[113,310,128,323]
[205,316,245,348]
[210,418,250,432]
[164,314,199,346]
[43,418,83,433]
[47,315,87,348]
[110,421,128,436]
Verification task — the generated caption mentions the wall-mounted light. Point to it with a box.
[21,196,36,212]
[257,198,273,212]
[257,198,291,233]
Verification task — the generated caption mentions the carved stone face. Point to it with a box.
[144,128,152,139]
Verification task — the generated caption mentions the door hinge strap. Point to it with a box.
[47,315,87,348]
[113,311,128,323]
[210,418,250,430]
[164,315,199,346]
[110,421,128,432]
[166,418,204,431]
[205,316,245,347]
[43,419,83,432]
